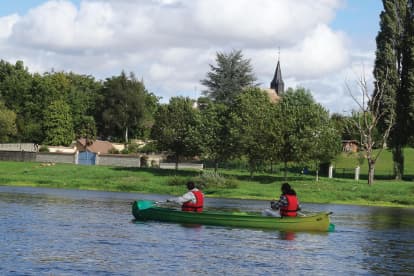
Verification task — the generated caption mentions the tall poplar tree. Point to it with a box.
[373,0,412,179]
[400,0,414,143]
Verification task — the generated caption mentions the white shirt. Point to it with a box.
[169,188,200,204]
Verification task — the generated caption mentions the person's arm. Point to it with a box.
[270,195,288,210]
[168,191,195,204]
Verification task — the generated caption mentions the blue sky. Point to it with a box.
[0,0,385,113]
[331,0,382,49]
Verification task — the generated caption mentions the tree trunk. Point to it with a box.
[124,127,129,144]
[175,154,179,171]
[249,159,254,179]
[392,145,404,180]
[315,169,319,182]
[284,161,288,181]
[368,160,375,185]
[214,159,218,173]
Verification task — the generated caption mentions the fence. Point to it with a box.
[0,151,36,162]
[159,162,203,170]
[0,143,37,152]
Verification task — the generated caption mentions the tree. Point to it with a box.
[151,97,202,170]
[66,73,101,140]
[274,88,339,179]
[373,0,412,180]
[331,113,360,141]
[309,110,342,181]
[228,87,274,177]
[0,101,17,142]
[43,100,74,146]
[347,74,394,185]
[76,115,97,143]
[201,49,258,104]
[132,91,159,140]
[198,100,234,172]
[400,0,414,148]
[98,71,148,143]
[0,60,33,142]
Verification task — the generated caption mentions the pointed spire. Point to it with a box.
[270,52,284,94]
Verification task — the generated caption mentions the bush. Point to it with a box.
[126,143,141,153]
[108,148,120,154]
[167,176,188,186]
[140,156,148,168]
[138,142,158,153]
[38,145,49,152]
[193,171,239,189]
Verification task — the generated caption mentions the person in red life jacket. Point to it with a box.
[167,181,204,212]
[262,182,301,217]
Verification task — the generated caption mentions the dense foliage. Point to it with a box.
[200,49,258,104]
[374,0,414,179]
[0,51,342,175]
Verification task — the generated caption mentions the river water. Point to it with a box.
[0,186,413,275]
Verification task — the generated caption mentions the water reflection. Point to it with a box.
[279,231,296,240]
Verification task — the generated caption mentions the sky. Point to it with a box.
[0,0,383,114]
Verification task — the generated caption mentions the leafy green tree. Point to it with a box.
[198,99,242,172]
[76,115,97,143]
[66,73,101,140]
[132,91,159,140]
[198,100,234,172]
[21,71,72,143]
[43,100,74,146]
[331,113,359,141]
[0,60,34,141]
[274,88,339,179]
[151,97,202,170]
[97,71,148,143]
[228,87,274,177]
[201,49,258,104]
[308,108,342,181]
[0,101,17,142]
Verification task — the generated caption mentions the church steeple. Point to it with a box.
[270,58,284,95]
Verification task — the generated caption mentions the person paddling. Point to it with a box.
[167,181,204,212]
[262,182,301,217]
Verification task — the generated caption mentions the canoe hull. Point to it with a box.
[132,200,334,232]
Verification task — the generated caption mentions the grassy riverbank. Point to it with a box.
[1,161,413,207]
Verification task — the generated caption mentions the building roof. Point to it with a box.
[270,60,284,94]
[263,88,280,103]
[77,139,115,154]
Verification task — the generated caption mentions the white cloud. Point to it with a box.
[0,14,19,39]
[0,0,376,112]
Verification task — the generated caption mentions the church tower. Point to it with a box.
[270,59,284,95]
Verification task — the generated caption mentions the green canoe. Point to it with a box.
[132,200,335,232]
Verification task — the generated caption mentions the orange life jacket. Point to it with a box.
[280,194,299,217]
[181,190,204,212]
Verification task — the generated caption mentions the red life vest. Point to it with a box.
[280,194,299,217]
[181,190,204,212]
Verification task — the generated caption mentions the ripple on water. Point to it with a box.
[1,187,413,275]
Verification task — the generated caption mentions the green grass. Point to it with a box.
[332,147,414,180]
[1,161,413,208]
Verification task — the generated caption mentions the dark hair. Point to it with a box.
[186,181,195,190]
[281,182,296,195]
